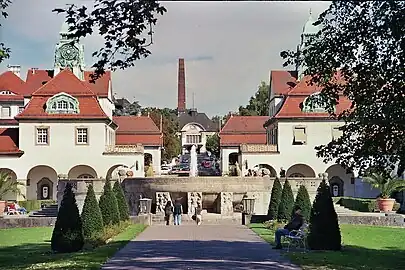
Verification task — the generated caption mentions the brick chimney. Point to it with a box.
[177,58,186,113]
[7,65,21,78]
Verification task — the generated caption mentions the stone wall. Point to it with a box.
[0,214,152,229]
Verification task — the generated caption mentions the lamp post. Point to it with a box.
[241,196,255,225]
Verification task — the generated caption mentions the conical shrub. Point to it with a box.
[308,180,342,250]
[99,179,120,226]
[113,181,130,221]
[82,184,104,239]
[51,182,84,253]
[293,185,311,222]
[268,178,282,220]
[277,179,294,221]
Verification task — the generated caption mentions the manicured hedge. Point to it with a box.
[337,197,401,212]
[18,200,56,211]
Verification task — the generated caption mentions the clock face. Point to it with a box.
[59,44,78,61]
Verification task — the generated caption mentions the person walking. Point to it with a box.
[195,202,203,225]
[173,199,183,225]
[164,201,173,226]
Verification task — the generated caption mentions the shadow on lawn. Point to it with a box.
[288,245,405,270]
[0,240,129,270]
[1,239,300,270]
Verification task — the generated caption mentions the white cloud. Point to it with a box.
[1,0,331,117]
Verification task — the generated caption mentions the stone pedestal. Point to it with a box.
[156,192,171,215]
[219,192,234,216]
[187,192,202,215]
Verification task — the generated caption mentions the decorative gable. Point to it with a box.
[45,92,80,114]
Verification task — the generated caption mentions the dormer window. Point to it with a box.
[0,90,13,95]
[302,92,334,113]
[45,92,80,114]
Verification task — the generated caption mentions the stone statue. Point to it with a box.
[219,192,234,216]
[156,192,172,215]
[188,192,202,215]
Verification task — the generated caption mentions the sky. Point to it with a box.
[0,1,331,117]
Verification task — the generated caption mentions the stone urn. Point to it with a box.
[377,198,395,212]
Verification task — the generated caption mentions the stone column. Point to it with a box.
[187,192,202,215]
[219,192,233,216]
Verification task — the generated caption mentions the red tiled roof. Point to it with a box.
[32,69,95,96]
[114,116,163,146]
[114,116,161,133]
[220,134,267,146]
[0,119,18,126]
[84,71,110,97]
[220,116,268,133]
[270,70,297,96]
[0,128,23,155]
[116,134,162,146]
[0,71,26,96]
[274,95,352,119]
[0,94,24,102]
[15,96,108,120]
[24,69,111,97]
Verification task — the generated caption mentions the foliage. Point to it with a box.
[263,220,284,231]
[277,179,294,221]
[113,181,130,221]
[238,81,269,116]
[267,178,282,220]
[293,185,311,221]
[142,107,181,161]
[98,179,120,226]
[113,98,141,116]
[205,133,220,157]
[362,172,405,199]
[281,1,405,176]
[308,180,341,250]
[0,171,25,200]
[51,183,84,253]
[337,197,401,212]
[81,184,104,240]
[0,0,11,63]
[53,0,167,81]
[84,220,132,249]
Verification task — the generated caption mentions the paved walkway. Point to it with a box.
[102,224,301,270]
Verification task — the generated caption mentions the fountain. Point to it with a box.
[189,145,198,177]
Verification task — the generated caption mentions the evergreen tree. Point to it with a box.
[308,180,342,250]
[51,183,84,253]
[277,179,294,221]
[81,184,104,239]
[267,178,282,220]
[113,181,130,221]
[293,185,312,222]
[99,179,120,226]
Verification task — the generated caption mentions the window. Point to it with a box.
[36,128,49,145]
[57,100,68,110]
[267,127,278,145]
[0,90,12,95]
[1,106,10,117]
[76,128,88,144]
[186,134,201,144]
[293,127,306,145]
[332,126,343,140]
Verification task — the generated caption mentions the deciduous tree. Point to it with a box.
[281,1,405,176]
[205,133,220,157]
[238,81,269,116]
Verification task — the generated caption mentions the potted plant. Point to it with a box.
[0,171,25,215]
[362,172,405,212]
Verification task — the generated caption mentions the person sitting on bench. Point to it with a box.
[273,206,304,249]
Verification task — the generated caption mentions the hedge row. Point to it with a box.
[18,200,56,211]
[337,197,401,212]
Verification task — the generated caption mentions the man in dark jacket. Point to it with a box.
[273,206,304,249]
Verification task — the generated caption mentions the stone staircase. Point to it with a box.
[333,203,367,216]
[29,204,58,218]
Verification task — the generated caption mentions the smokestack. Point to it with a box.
[177,58,186,113]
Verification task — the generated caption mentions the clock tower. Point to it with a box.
[54,22,86,80]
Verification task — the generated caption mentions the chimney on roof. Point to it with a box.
[32,68,38,75]
[136,111,141,117]
[177,58,186,114]
[7,65,21,78]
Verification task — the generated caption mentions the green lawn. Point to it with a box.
[250,223,405,270]
[0,224,146,270]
